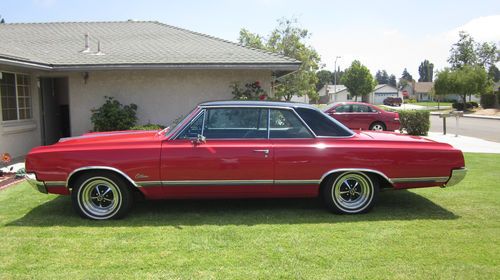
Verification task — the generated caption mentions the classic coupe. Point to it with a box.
[25,101,467,220]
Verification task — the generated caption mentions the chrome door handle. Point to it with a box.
[253,149,269,154]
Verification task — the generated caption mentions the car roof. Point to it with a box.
[199,100,319,110]
[332,101,374,106]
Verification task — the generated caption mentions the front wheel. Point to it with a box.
[71,172,133,220]
[322,172,378,214]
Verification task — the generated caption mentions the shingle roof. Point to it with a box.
[414,82,434,93]
[0,21,300,72]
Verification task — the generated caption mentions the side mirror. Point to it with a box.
[191,134,206,145]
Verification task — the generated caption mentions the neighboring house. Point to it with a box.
[0,21,300,158]
[314,84,349,104]
[414,82,434,101]
[367,84,400,105]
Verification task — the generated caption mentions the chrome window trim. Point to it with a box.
[172,109,206,140]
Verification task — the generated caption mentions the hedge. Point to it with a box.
[398,110,430,136]
[480,94,497,109]
[130,123,166,130]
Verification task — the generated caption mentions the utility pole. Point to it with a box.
[334,56,341,102]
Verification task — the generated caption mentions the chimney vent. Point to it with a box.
[80,33,91,53]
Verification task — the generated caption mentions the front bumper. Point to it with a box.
[446,168,467,187]
[25,173,48,194]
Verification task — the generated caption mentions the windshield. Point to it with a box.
[164,107,199,138]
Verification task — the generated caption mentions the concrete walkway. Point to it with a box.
[425,132,500,154]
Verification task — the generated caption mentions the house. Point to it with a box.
[312,84,349,104]
[0,21,300,158]
[366,84,400,105]
[414,82,434,101]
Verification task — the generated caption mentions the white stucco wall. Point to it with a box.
[68,69,272,136]
[0,66,42,159]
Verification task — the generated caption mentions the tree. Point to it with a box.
[316,70,333,91]
[238,18,320,101]
[488,65,500,82]
[341,60,375,101]
[375,70,389,84]
[388,74,397,87]
[398,68,414,88]
[434,65,490,108]
[0,15,4,24]
[418,60,434,82]
[448,31,499,69]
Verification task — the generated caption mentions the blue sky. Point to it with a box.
[2,0,499,78]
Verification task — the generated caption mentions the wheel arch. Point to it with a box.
[319,168,393,192]
[67,166,138,190]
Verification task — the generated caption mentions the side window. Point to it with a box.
[335,105,350,113]
[177,111,204,139]
[203,108,268,139]
[270,109,313,138]
[352,105,370,113]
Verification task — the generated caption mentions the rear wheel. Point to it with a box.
[369,122,386,131]
[71,172,133,220]
[322,172,378,214]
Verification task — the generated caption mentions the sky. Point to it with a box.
[1,0,499,79]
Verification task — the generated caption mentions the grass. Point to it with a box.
[411,102,453,107]
[1,153,499,279]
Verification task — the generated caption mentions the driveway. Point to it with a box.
[430,115,500,143]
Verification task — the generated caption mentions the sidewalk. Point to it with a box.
[430,111,500,120]
[425,132,500,153]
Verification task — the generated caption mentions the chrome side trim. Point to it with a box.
[44,181,67,187]
[162,180,273,186]
[66,166,138,188]
[445,167,467,187]
[320,168,394,184]
[136,181,162,187]
[274,179,320,185]
[391,177,449,183]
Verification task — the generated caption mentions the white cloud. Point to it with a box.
[447,15,500,43]
[33,0,57,8]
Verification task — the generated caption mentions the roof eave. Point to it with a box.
[0,56,300,76]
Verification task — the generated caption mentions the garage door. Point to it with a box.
[374,93,397,104]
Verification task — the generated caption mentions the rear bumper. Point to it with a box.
[25,173,48,194]
[446,168,467,187]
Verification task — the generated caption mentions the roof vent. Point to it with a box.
[80,33,91,53]
[91,40,105,56]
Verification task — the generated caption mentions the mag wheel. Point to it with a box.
[369,122,386,131]
[72,172,133,220]
[322,172,378,214]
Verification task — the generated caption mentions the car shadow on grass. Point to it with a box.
[7,190,458,227]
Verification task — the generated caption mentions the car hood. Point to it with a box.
[49,130,161,147]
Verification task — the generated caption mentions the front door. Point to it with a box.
[160,107,273,198]
[39,77,70,145]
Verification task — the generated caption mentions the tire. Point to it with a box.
[369,122,386,131]
[71,171,133,220]
[322,172,379,214]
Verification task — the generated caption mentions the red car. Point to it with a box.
[25,101,466,220]
[324,102,400,131]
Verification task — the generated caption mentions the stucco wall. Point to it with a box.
[68,69,272,136]
[0,66,42,159]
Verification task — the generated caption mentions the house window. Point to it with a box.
[0,72,32,121]
[347,94,352,100]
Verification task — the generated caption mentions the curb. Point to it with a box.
[430,112,500,120]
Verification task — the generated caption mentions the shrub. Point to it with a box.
[452,101,477,111]
[399,110,430,136]
[231,81,267,100]
[480,94,496,109]
[406,98,417,104]
[130,123,165,130]
[91,96,138,132]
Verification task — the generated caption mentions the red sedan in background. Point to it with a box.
[324,102,400,131]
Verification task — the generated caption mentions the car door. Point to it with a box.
[269,108,319,197]
[350,104,377,130]
[160,107,274,198]
[327,104,352,128]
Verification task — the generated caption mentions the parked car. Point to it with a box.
[324,102,400,131]
[383,97,402,107]
[25,101,466,220]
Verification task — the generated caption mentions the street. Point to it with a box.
[430,115,500,143]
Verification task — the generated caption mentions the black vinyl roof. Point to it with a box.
[199,100,318,110]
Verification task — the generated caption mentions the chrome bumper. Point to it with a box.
[25,173,48,194]
[446,168,467,187]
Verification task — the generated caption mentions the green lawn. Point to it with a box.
[412,102,453,107]
[1,153,499,279]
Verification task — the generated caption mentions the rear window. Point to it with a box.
[295,107,353,137]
